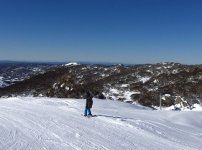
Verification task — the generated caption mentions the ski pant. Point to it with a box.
[84,107,92,116]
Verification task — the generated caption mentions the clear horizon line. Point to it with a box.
[0,59,200,65]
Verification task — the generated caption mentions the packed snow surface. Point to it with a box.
[0,97,202,150]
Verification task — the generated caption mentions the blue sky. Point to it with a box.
[0,0,202,64]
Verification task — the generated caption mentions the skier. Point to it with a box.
[84,91,93,117]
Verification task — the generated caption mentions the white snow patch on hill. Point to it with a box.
[165,104,202,111]
[120,84,129,88]
[0,76,7,87]
[137,76,151,83]
[109,88,119,94]
[0,97,202,150]
[64,62,79,66]
[0,77,4,86]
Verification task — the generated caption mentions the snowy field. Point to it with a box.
[0,97,202,150]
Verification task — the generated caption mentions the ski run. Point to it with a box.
[0,97,202,150]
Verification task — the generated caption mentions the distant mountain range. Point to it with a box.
[0,62,202,110]
[0,60,135,65]
[0,60,65,64]
[0,62,58,88]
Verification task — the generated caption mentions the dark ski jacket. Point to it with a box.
[85,92,93,108]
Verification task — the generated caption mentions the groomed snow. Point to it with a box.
[0,97,202,150]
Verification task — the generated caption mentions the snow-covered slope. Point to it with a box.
[0,97,201,150]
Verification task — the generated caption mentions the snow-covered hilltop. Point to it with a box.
[64,62,79,66]
[1,62,202,109]
[0,97,201,150]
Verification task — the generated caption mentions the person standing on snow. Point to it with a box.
[84,91,93,116]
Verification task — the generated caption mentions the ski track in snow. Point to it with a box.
[0,97,202,150]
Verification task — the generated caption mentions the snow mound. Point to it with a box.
[0,97,202,150]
